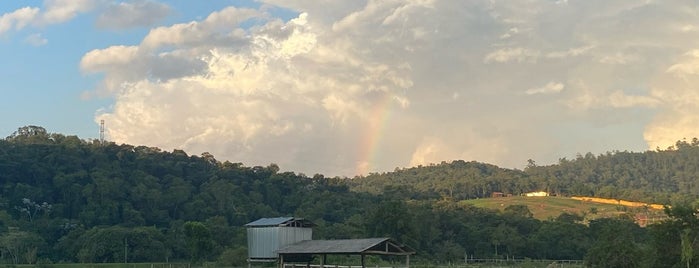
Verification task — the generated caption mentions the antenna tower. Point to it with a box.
[99,120,105,143]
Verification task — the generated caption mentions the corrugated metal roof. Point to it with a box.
[245,217,316,228]
[245,217,294,227]
[277,238,414,255]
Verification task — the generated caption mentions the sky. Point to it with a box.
[2,0,699,177]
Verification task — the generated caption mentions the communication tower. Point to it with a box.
[99,120,105,143]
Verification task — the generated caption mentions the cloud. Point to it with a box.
[23,33,48,46]
[140,6,261,50]
[525,82,565,95]
[40,0,96,25]
[96,0,170,29]
[644,49,699,150]
[0,7,40,35]
[484,47,540,63]
[0,0,96,40]
[85,1,699,176]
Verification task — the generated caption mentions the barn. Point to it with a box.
[245,217,415,268]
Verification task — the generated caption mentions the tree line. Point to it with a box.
[2,126,699,267]
[352,138,699,205]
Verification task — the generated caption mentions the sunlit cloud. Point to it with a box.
[83,0,699,176]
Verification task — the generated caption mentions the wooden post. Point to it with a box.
[361,254,365,268]
[321,254,326,268]
[406,255,410,268]
[279,255,284,268]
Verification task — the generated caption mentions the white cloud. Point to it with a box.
[96,0,170,29]
[81,45,140,72]
[525,82,565,95]
[84,1,699,176]
[0,7,40,35]
[140,6,261,50]
[23,33,48,46]
[484,47,540,63]
[41,0,95,25]
[0,0,96,41]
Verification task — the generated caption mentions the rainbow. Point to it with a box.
[355,92,397,176]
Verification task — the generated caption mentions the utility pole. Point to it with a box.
[124,237,128,263]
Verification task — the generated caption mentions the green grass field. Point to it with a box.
[11,263,193,268]
[461,196,667,223]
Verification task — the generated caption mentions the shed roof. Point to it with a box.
[277,238,415,256]
[245,217,315,228]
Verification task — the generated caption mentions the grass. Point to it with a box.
[461,196,667,223]
[11,263,192,268]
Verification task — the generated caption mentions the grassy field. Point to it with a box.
[11,263,193,268]
[461,196,667,223]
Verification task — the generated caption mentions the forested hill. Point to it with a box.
[0,126,379,264]
[350,139,699,204]
[4,126,699,267]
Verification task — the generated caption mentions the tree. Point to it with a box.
[183,221,214,264]
[7,125,49,142]
[504,204,533,218]
[0,229,45,264]
[364,200,416,246]
[649,204,699,268]
[585,218,646,268]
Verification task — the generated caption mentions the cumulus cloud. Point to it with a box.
[96,0,170,29]
[84,0,699,176]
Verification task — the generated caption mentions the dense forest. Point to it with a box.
[352,139,699,205]
[2,126,699,267]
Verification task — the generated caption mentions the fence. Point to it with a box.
[281,259,584,268]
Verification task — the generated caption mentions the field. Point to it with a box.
[461,196,667,224]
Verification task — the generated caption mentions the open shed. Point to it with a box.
[276,238,415,268]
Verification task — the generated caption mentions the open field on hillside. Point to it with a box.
[461,196,667,224]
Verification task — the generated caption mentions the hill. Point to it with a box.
[1,126,698,267]
[350,140,699,205]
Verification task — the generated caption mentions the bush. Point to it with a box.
[218,246,248,267]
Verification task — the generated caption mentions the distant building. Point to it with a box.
[524,191,549,197]
[491,192,504,198]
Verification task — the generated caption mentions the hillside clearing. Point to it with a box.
[461,196,667,224]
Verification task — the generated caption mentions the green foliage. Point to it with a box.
[183,221,213,264]
[504,204,533,218]
[585,218,647,268]
[69,226,166,263]
[0,228,45,264]
[5,126,699,265]
[217,246,248,267]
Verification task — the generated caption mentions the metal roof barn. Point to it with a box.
[245,217,314,261]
